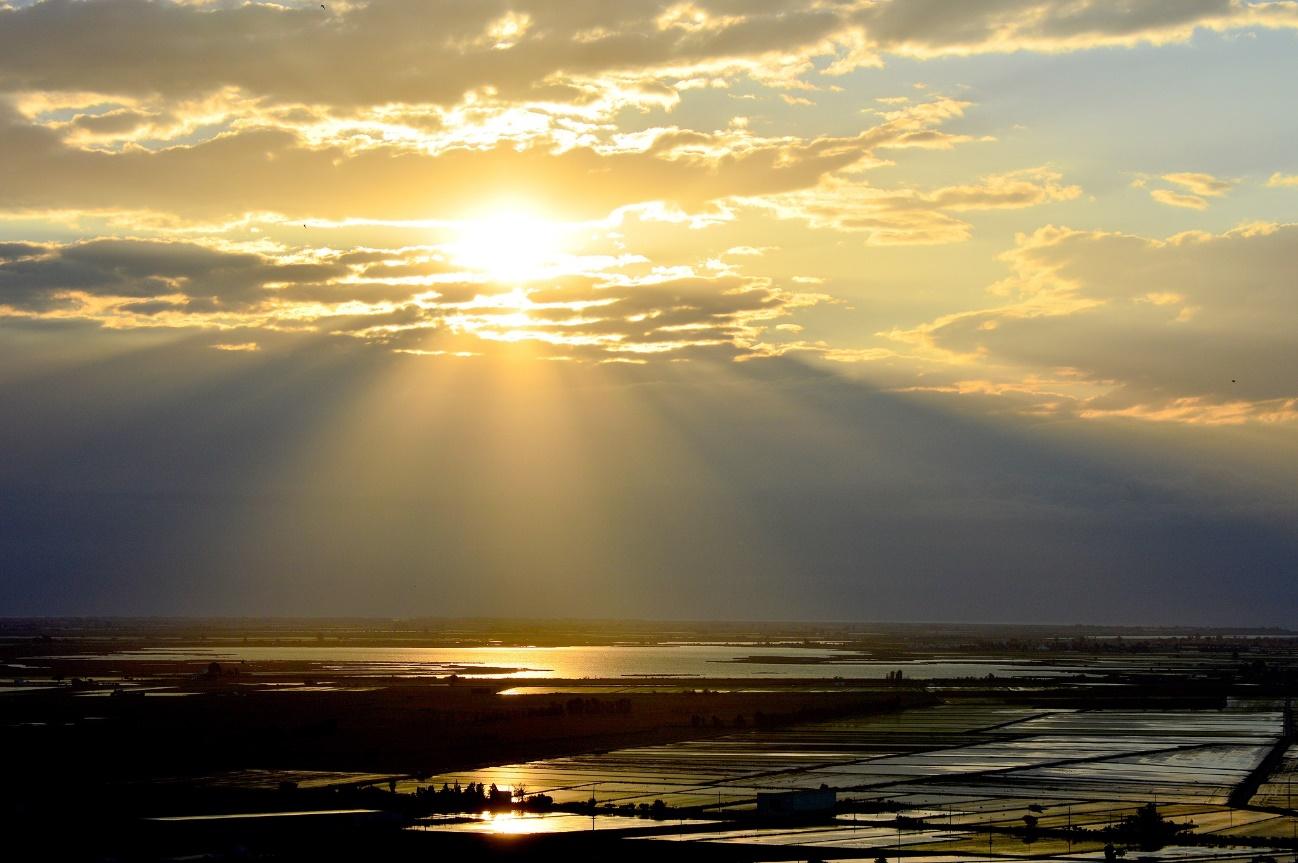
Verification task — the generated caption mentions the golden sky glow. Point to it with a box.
[2,0,1296,426]
[2,1,1298,620]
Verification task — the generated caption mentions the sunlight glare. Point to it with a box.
[449,209,566,283]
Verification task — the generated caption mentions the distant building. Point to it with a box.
[756,787,836,817]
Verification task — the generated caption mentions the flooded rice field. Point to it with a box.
[412,701,1298,857]
[10,621,1298,860]
[1252,745,1298,809]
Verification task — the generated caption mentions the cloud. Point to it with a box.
[1151,188,1210,210]
[1147,171,1234,209]
[0,237,827,362]
[0,100,974,222]
[751,166,1081,245]
[1,0,1294,120]
[0,0,863,110]
[894,222,1298,424]
[1268,172,1298,187]
[0,242,43,261]
[0,238,344,312]
[851,0,1298,58]
[1163,171,1234,197]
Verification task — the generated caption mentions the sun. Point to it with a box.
[449,208,566,283]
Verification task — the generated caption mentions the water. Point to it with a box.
[64,644,1089,680]
[148,809,380,821]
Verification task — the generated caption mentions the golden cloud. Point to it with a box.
[892,222,1298,424]
[1151,188,1210,210]
[749,166,1081,245]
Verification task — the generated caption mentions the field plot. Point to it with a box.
[420,701,1296,858]
[421,704,1041,808]
[873,710,1281,808]
[1252,744,1298,810]
[998,711,1280,744]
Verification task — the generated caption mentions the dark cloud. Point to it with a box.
[0,238,345,310]
[113,299,186,316]
[70,109,154,135]
[0,239,816,361]
[0,242,44,261]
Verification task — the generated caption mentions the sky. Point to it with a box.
[1,0,1297,624]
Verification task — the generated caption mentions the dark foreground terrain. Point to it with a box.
[2,618,1297,861]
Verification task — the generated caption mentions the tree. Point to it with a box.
[1110,803,1194,851]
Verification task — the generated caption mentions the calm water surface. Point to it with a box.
[73,644,1089,679]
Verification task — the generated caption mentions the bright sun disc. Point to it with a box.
[450,210,564,283]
